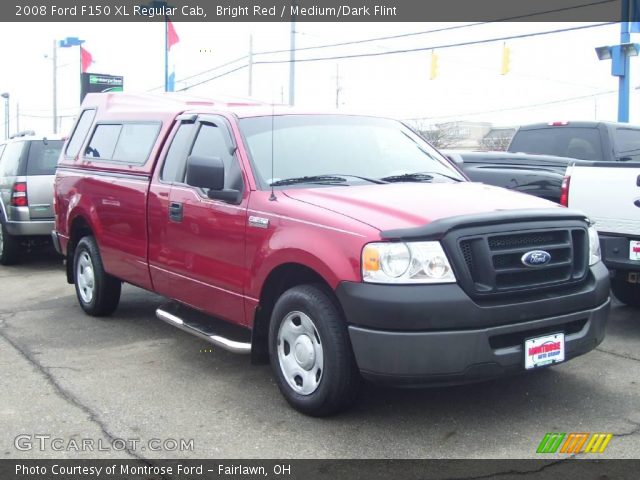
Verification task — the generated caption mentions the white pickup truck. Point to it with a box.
[563,162,640,306]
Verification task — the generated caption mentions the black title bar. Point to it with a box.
[1,0,628,22]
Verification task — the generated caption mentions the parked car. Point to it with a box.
[53,93,610,416]
[443,150,591,203]
[507,120,640,162]
[0,131,64,265]
[561,161,640,306]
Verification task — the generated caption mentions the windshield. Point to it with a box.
[239,115,464,188]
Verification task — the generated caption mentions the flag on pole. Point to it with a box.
[166,20,180,91]
[80,47,93,73]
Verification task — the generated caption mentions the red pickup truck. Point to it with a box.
[53,93,610,416]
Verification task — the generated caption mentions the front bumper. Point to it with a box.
[337,263,611,385]
[599,234,640,272]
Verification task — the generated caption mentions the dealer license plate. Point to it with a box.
[630,240,640,261]
[524,333,565,370]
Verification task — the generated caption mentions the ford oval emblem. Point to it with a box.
[521,250,551,267]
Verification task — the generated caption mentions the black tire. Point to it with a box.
[73,236,121,316]
[268,284,361,416]
[611,271,640,307]
[0,221,22,266]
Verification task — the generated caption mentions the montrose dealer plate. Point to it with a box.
[629,240,640,261]
[524,333,565,370]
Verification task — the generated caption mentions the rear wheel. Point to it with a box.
[268,284,361,416]
[611,271,640,308]
[74,236,121,316]
[0,221,22,265]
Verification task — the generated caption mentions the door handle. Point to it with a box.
[169,202,183,222]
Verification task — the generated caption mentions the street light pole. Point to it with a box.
[1,93,9,140]
[52,39,58,134]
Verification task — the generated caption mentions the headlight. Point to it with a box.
[588,225,601,266]
[362,241,457,284]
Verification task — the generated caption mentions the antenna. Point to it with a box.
[269,100,277,201]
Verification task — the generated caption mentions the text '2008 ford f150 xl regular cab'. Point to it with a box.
[53,94,610,416]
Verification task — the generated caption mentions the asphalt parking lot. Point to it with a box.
[1,250,638,460]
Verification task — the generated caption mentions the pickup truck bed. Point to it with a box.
[444,150,592,203]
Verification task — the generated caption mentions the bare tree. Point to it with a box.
[415,124,462,149]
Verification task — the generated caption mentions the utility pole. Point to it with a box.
[288,1,296,106]
[335,64,340,109]
[594,0,639,122]
[619,2,631,122]
[52,39,58,134]
[248,34,253,97]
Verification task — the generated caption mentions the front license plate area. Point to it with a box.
[525,333,565,370]
[629,240,640,261]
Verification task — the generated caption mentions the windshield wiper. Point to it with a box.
[380,171,463,183]
[323,173,388,184]
[269,175,349,187]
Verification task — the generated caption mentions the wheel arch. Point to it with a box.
[251,262,344,365]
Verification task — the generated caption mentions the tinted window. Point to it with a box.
[509,127,602,160]
[189,123,241,190]
[85,123,160,165]
[26,140,63,175]
[66,109,96,157]
[0,141,25,177]
[161,123,195,182]
[86,124,121,160]
[112,123,160,164]
[615,128,640,161]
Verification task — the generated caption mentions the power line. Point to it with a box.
[163,1,615,92]
[254,0,616,56]
[407,89,617,121]
[254,22,615,65]
[182,22,615,91]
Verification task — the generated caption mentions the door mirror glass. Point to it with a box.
[186,155,224,190]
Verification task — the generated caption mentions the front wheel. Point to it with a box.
[611,271,640,308]
[74,236,122,316]
[268,285,361,416]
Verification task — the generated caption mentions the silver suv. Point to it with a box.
[0,132,63,264]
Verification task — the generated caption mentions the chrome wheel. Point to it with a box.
[277,311,324,395]
[76,251,95,303]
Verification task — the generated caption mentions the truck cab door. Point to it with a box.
[154,115,248,326]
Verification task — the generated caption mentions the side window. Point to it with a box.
[84,123,160,165]
[112,124,161,163]
[0,142,25,177]
[86,124,121,159]
[65,109,96,158]
[189,123,242,190]
[161,122,196,182]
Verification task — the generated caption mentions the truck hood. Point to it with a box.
[284,182,559,232]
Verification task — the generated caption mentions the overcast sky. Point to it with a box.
[0,21,637,135]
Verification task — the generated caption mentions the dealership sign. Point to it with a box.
[80,73,124,101]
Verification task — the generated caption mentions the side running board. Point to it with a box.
[156,305,251,355]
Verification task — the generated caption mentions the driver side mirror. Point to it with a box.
[186,155,241,204]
